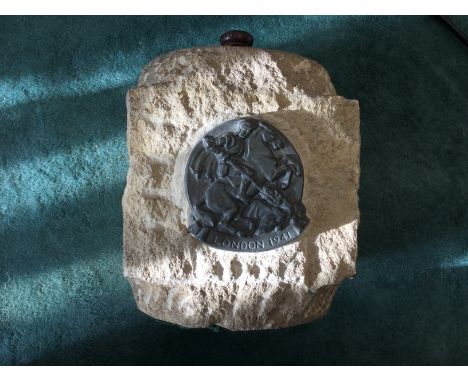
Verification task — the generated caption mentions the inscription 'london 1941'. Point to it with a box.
[184,117,309,252]
[213,230,293,251]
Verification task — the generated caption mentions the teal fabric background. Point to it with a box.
[1,16,467,365]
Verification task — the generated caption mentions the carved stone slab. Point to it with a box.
[123,47,360,330]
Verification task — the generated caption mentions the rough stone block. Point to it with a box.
[123,47,360,330]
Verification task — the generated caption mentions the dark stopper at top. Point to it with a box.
[220,30,254,47]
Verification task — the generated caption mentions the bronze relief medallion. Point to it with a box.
[185,117,309,252]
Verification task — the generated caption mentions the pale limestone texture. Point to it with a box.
[123,46,360,330]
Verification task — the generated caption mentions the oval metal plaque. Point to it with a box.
[185,117,309,252]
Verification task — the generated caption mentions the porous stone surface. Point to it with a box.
[123,47,360,330]
[138,47,337,97]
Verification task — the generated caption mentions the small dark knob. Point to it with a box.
[220,30,254,47]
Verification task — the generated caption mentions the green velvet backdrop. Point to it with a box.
[1,16,467,365]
